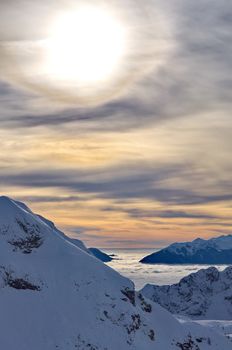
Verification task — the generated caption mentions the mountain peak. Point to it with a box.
[0,197,231,349]
[0,196,59,255]
[140,233,232,264]
[0,196,22,215]
[0,195,14,205]
[141,266,232,320]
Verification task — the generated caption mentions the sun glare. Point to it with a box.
[45,7,127,86]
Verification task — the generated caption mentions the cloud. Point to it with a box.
[0,0,230,137]
[0,1,232,247]
[0,0,172,108]
[101,239,168,246]
[102,207,218,220]
[15,195,82,203]
[0,94,157,130]
[1,161,232,206]
[68,226,103,235]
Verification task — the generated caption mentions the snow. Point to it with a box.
[89,247,113,262]
[69,240,114,262]
[140,234,232,264]
[0,196,231,349]
[141,266,232,320]
[70,238,114,262]
[69,238,92,255]
[177,318,232,341]
[169,235,232,254]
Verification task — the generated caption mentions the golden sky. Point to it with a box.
[0,0,231,248]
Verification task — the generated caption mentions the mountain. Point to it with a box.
[89,247,113,262]
[69,238,92,254]
[141,266,232,320]
[70,240,113,262]
[140,235,232,264]
[0,196,231,349]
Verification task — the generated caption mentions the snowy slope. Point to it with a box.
[178,318,232,342]
[141,266,232,320]
[70,240,113,262]
[69,238,92,255]
[140,235,232,264]
[0,196,231,350]
[62,234,114,264]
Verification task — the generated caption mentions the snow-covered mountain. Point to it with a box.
[0,196,231,350]
[69,238,91,254]
[140,235,232,264]
[70,239,113,262]
[141,266,232,320]
[89,247,113,262]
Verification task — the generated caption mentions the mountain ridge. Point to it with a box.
[0,196,231,349]
[141,266,232,320]
[140,234,232,264]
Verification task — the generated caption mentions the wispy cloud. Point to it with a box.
[1,161,232,206]
[0,1,232,247]
[0,1,231,130]
[102,207,219,220]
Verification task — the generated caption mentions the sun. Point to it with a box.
[45,6,127,86]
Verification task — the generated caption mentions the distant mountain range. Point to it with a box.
[2,196,230,349]
[141,266,232,320]
[140,235,232,264]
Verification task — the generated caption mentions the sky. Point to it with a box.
[0,0,231,248]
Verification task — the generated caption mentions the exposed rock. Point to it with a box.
[141,266,232,320]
